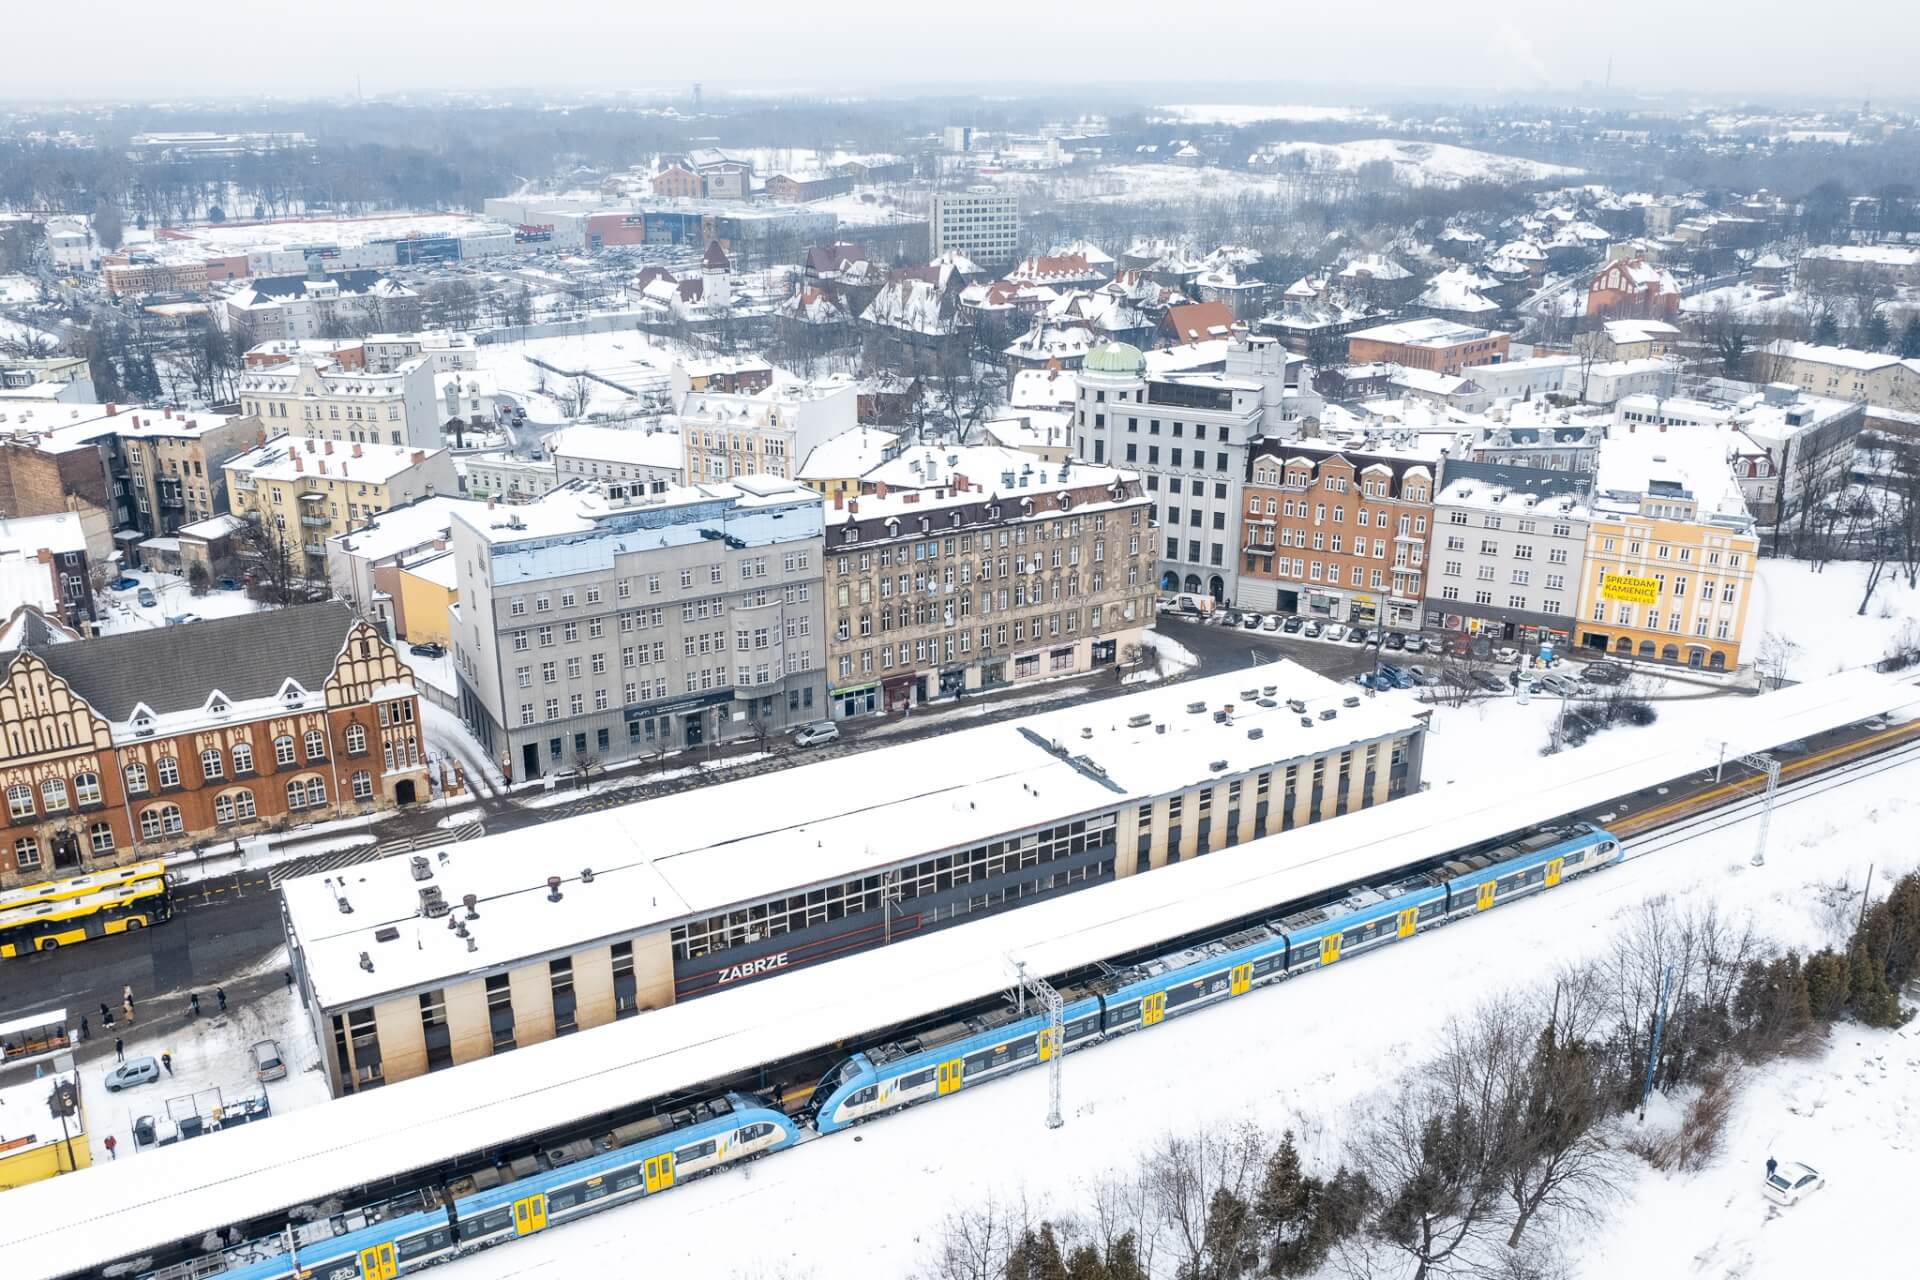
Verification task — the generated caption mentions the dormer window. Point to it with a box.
[130,703,156,734]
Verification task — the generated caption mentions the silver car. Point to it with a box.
[105,1057,160,1091]
[793,722,841,747]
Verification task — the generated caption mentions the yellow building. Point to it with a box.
[0,1068,90,1189]
[392,549,458,646]
[1575,433,1758,671]
[794,426,899,503]
[224,435,458,579]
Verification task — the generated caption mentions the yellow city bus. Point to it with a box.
[0,862,173,957]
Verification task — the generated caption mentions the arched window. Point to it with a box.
[306,776,327,807]
[7,784,35,820]
[156,756,180,787]
[346,723,367,755]
[138,804,184,840]
[200,748,224,781]
[274,735,296,766]
[123,762,149,795]
[304,730,326,762]
[73,772,101,806]
[214,790,256,824]
[39,779,69,812]
[13,836,40,870]
[231,742,254,774]
[88,822,114,854]
[287,777,327,809]
[351,770,373,801]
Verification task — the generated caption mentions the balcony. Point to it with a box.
[299,514,332,529]
[301,542,328,558]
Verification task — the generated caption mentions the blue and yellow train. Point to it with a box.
[138,821,1617,1280]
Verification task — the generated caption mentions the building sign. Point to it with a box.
[1600,573,1660,606]
[514,224,554,243]
[716,951,790,985]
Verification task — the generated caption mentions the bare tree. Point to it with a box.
[1361,1072,1510,1279]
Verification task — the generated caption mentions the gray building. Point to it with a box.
[450,477,826,782]
[930,188,1020,269]
[1424,460,1591,648]
[1073,335,1293,604]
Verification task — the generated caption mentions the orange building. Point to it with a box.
[651,165,702,199]
[1237,444,1436,628]
[1344,318,1510,375]
[1586,257,1680,319]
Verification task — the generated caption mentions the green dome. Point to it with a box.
[1082,341,1145,376]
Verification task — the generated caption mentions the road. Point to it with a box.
[0,618,1483,1026]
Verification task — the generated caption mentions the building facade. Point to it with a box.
[0,604,427,887]
[1345,318,1512,375]
[930,188,1020,270]
[1423,461,1590,647]
[236,358,442,450]
[451,478,827,782]
[1237,445,1435,627]
[1757,341,1920,407]
[224,435,458,579]
[1073,337,1292,604]
[821,462,1154,717]
[545,425,684,499]
[679,380,858,484]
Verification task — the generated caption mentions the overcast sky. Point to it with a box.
[9,1,1917,105]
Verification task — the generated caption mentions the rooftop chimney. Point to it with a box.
[105,403,117,416]
[293,454,304,472]
[876,481,888,499]
[411,450,426,465]
[847,498,859,514]
[324,440,334,455]
[164,408,172,419]
[353,442,363,458]
[431,537,446,551]
[833,491,844,510]
[304,437,315,453]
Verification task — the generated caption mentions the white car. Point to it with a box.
[1325,623,1348,642]
[1763,1161,1824,1206]
[793,722,840,747]
[1259,614,1281,632]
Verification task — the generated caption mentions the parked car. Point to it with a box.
[1216,609,1243,628]
[251,1038,287,1082]
[1472,670,1507,692]
[409,642,447,658]
[110,576,141,592]
[1763,1161,1825,1206]
[1347,628,1370,645]
[1281,615,1305,634]
[793,722,840,748]
[1407,664,1440,686]
[1536,674,1578,697]
[1380,632,1402,650]
[1382,665,1416,689]
[1583,661,1626,685]
[217,576,243,591]
[135,588,158,607]
[1493,646,1521,665]
[105,1057,160,1092]
[1303,621,1323,638]
[1324,623,1347,641]
[1240,612,1263,630]
[1260,614,1281,632]
[1351,672,1378,691]
[1403,635,1427,654]
[164,613,203,626]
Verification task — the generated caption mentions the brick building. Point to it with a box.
[1237,444,1436,628]
[0,603,428,887]
[1344,318,1511,375]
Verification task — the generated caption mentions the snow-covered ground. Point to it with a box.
[1154,103,1383,126]
[1750,557,1920,676]
[86,967,331,1166]
[421,700,505,796]
[93,569,270,635]
[0,273,42,304]
[1253,138,1582,186]
[442,732,1920,1280]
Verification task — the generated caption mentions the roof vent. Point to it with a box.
[358,950,374,972]
[1080,726,1093,740]
[1186,701,1207,714]
[462,892,479,919]
[373,926,400,943]
[1127,712,1152,728]
[547,875,563,903]
[1247,727,1264,740]
[409,855,432,881]
[418,885,448,917]
[581,867,595,883]
[1209,759,1229,772]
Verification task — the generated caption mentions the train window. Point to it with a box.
[612,1169,643,1193]
[473,1209,512,1235]
[1013,1038,1037,1059]
[1165,983,1206,1010]
[578,1179,611,1203]
[1109,1001,1139,1024]
[1067,1017,1098,1041]
[549,1187,582,1213]
[674,1139,718,1163]
[900,1068,936,1090]
[846,1085,879,1106]
[1566,849,1586,866]
[396,1230,442,1261]
[1418,901,1445,921]
[1252,956,1278,976]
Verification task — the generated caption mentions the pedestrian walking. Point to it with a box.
[99,1002,109,1022]
[114,1037,124,1063]
[285,970,295,990]
[122,999,134,1025]
[80,1016,89,1041]
[216,987,227,1012]
[161,1051,173,1076]
[34,1062,43,1079]
[103,1007,114,1028]
[1767,1155,1778,1179]
[103,1135,117,1160]
[188,992,201,1016]
[122,984,132,1005]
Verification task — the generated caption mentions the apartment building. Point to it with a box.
[101,260,208,296]
[450,478,826,782]
[545,425,684,499]
[1574,433,1758,671]
[236,358,442,450]
[461,452,558,504]
[1073,336,1292,604]
[1345,318,1511,375]
[1237,444,1436,628]
[224,435,457,578]
[820,451,1154,717]
[1423,461,1591,647]
[679,379,857,484]
[0,603,427,887]
[220,271,420,347]
[930,188,1021,269]
[1757,341,1920,407]
[114,409,261,538]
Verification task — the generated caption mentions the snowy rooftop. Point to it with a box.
[1434,461,1590,520]
[1763,340,1919,375]
[225,434,440,486]
[283,660,1417,1010]
[981,412,1072,454]
[544,424,684,471]
[1009,367,1077,408]
[10,669,1913,1280]
[328,495,491,562]
[795,426,899,481]
[1592,430,1751,522]
[0,510,89,557]
[1348,317,1498,348]
[449,475,818,550]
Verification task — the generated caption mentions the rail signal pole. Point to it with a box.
[1737,752,1780,866]
[1012,960,1065,1129]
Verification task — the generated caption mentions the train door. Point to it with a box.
[1318,933,1342,966]
[1544,858,1564,888]
[357,1242,397,1279]
[1229,963,1253,996]
[644,1153,676,1193]
[1037,1029,1054,1062]
[1475,881,1496,911]
[936,1059,964,1095]
[511,1193,547,1235]
[1396,907,1419,939]
[1140,992,1167,1026]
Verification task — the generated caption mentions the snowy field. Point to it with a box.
[442,739,1920,1280]
[1750,557,1920,676]
[0,273,41,303]
[1253,138,1582,186]
[93,568,271,634]
[1154,103,1383,126]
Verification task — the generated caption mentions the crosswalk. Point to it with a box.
[268,822,485,888]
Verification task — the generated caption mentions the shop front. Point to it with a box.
[832,680,878,719]
[882,672,916,713]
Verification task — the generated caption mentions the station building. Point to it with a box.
[282,659,1428,1095]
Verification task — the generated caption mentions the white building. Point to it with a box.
[679,379,859,484]
[1461,354,1578,402]
[1073,335,1294,603]
[236,358,442,450]
[545,425,684,499]
[462,452,560,504]
[930,188,1020,270]
[1425,461,1591,646]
